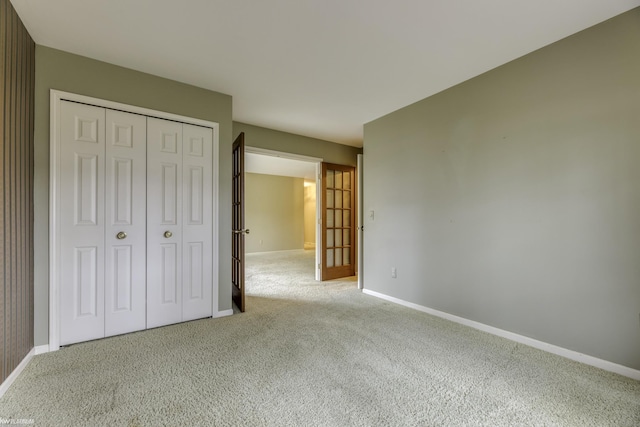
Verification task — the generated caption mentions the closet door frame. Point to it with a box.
[49,90,220,351]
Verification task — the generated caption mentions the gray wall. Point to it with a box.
[234,122,361,166]
[363,9,640,370]
[245,173,304,253]
[34,46,232,346]
[304,183,317,248]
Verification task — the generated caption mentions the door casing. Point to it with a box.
[357,154,364,290]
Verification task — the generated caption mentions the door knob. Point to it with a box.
[164,231,173,238]
[116,231,127,240]
[233,229,250,235]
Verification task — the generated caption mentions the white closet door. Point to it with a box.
[104,110,147,336]
[59,101,106,345]
[182,124,213,320]
[147,117,183,328]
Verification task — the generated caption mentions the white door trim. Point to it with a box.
[315,162,322,281]
[243,146,323,280]
[244,146,322,164]
[357,154,363,290]
[49,89,220,351]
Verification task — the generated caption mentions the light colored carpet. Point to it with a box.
[1,249,639,426]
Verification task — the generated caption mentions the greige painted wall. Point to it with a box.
[233,122,361,166]
[304,183,317,248]
[34,46,233,346]
[245,173,304,253]
[363,9,640,370]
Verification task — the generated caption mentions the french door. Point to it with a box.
[231,133,247,312]
[321,163,356,280]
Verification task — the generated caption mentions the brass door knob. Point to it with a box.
[164,231,173,238]
[116,231,127,240]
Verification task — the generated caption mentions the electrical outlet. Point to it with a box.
[260,239,263,245]
[391,267,397,278]
[369,210,375,220]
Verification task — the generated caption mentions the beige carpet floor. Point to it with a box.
[0,249,639,426]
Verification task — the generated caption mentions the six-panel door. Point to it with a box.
[182,124,213,321]
[104,109,147,337]
[146,118,184,328]
[59,101,107,345]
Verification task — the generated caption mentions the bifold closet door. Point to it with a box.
[146,118,213,328]
[59,102,148,345]
[104,109,147,337]
[182,124,213,321]
[147,118,184,328]
[59,102,106,345]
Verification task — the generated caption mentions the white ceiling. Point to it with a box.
[11,0,640,147]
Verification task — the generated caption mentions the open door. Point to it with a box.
[322,163,356,280]
[232,133,248,311]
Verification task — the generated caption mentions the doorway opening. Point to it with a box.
[237,147,362,313]
[244,147,322,287]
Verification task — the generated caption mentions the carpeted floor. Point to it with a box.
[1,249,639,426]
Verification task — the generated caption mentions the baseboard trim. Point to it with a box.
[214,309,234,318]
[246,249,309,256]
[34,344,50,355]
[362,289,640,381]
[0,348,35,398]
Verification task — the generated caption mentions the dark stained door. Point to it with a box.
[322,163,356,280]
[232,133,248,311]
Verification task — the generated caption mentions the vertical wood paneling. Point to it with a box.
[0,0,6,384]
[27,19,34,356]
[0,0,35,384]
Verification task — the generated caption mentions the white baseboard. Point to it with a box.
[214,309,234,318]
[246,249,307,256]
[34,344,50,355]
[0,348,35,398]
[363,289,640,381]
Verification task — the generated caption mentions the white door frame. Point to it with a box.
[243,146,323,280]
[49,89,220,351]
[357,154,364,290]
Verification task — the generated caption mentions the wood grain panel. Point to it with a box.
[0,0,35,384]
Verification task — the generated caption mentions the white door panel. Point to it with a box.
[182,124,213,320]
[59,101,106,345]
[104,109,147,337]
[147,117,183,328]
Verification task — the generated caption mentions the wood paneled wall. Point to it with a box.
[0,0,35,384]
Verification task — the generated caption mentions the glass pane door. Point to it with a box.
[322,163,356,280]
